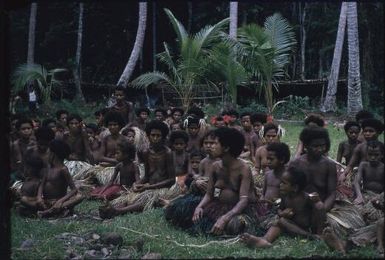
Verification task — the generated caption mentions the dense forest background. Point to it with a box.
[7,1,384,114]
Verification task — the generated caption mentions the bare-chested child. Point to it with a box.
[169,130,189,191]
[37,140,84,218]
[15,154,45,217]
[239,112,256,162]
[11,118,36,180]
[336,121,361,165]
[91,140,139,200]
[294,113,325,159]
[261,142,291,204]
[241,166,326,248]
[63,114,94,164]
[355,110,375,143]
[343,118,384,180]
[85,123,101,159]
[97,111,127,166]
[129,107,150,131]
[185,116,205,153]
[100,120,175,217]
[254,122,281,176]
[353,140,384,204]
[24,127,56,168]
[109,86,135,125]
[250,112,267,152]
[191,127,259,235]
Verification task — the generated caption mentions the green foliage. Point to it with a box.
[236,13,297,115]
[11,63,67,104]
[273,95,312,120]
[131,9,229,110]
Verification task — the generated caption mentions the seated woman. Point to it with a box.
[166,127,261,236]
[90,140,139,200]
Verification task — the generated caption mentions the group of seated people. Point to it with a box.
[9,87,384,255]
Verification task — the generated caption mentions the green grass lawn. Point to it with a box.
[10,123,382,259]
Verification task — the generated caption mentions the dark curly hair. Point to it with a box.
[361,118,384,135]
[299,126,331,152]
[304,113,325,127]
[35,126,55,142]
[49,139,71,161]
[135,107,151,117]
[251,113,267,125]
[355,110,374,123]
[263,122,279,137]
[344,121,361,133]
[145,120,169,139]
[169,130,189,145]
[286,165,307,192]
[117,139,136,160]
[104,111,125,127]
[266,142,291,164]
[187,106,205,119]
[15,117,33,130]
[67,114,83,125]
[213,127,245,158]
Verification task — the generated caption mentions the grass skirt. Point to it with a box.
[110,182,183,211]
[348,220,380,247]
[356,191,384,225]
[326,200,366,238]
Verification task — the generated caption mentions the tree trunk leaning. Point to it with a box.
[74,2,85,102]
[117,2,148,88]
[229,1,238,39]
[27,2,37,65]
[321,2,347,112]
[346,2,363,116]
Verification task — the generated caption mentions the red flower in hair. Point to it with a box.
[210,116,217,125]
[222,115,232,124]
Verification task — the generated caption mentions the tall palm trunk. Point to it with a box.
[117,2,147,87]
[27,2,37,65]
[152,1,157,71]
[321,2,347,112]
[346,2,362,116]
[299,2,307,80]
[187,1,193,33]
[229,1,238,39]
[74,2,85,102]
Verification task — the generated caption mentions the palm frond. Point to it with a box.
[164,8,188,48]
[130,71,173,89]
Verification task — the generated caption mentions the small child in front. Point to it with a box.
[90,140,140,200]
[241,166,324,248]
[37,140,84,217]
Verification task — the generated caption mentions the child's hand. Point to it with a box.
[210,215,228,235]
[279,208,294,218]
[192,207,203,223]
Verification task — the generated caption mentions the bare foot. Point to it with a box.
[322,227,346,255]
[240,233,272,248]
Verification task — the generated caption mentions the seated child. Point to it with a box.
[169,130,189,191]
[343,118,384,180]
[250,112,267,151]
[337,121,361,165]
[239,112,256,162]
[353,140,384,223]
[254,122,281,177]
[91,140,139,200]
[241,166,325,248]
[63,114,94,164]
[355,110,374,143]
[37,140,84,217]
[15,154,45,217]
[97,111,127,166]
[86,123,101,158]
[261,142,291,204]
[185,116,206,153]
[99,120,176,218]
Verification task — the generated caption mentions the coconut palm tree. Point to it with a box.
[27,2,37,65]
[235,13,296,116]
[117,1,147,87]
[346,2,362,116]
[73,2,85,103]
[229,1,238,39]
[12,64,66,104]
[321,2,347,113]
[130,8,229,109]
